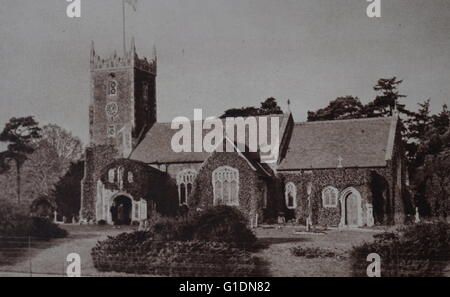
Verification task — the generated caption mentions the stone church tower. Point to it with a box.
[80,39,157,221]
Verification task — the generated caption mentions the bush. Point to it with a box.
[350,222,450,277]
[0,200,67,240]
[28,218,68,239]
[92,237,257,276]
[189,206,257,248]
[145,206,256,248]
[91,206,259,276]
[291,246,338,258]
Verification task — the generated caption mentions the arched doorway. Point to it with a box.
[339,188,363,227]
[112,195,132,225]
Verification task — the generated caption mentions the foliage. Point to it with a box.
[414,150,450,218]
[291,246,339,258]
[144,206,257,248]
[0,199,67,240]
[91,206,258,276]
[410,104,450,217]
[221,97,283,118]
[0,119,83,213]
[188,205,257,247]
[307,96,365,122]
[350,222,450,277]
[53,161,84,220]
[92,238,258,276]
[41,124,83,172]
[30,195,55,218]
[367,77,409,117]
[0,116,42,203]
[307,77,409,122]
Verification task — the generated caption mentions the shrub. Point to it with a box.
[27,217,68,239]
[189,206,257,248]
[91,206,259,276]
[291,246,338,258]
[350,222,450,277]
[145,206,256,248]
[91,237,257,277]
[0,200,67,240]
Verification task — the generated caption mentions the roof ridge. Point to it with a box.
[294,116,393,125]
[156,113,289,126]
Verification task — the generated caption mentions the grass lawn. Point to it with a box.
[0,225,137,277]
[0,224,402,277]
[252,226,384,277]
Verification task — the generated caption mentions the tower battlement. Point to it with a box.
[90,39,157,75]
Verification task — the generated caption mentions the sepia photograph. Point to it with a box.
[0,0,449,287]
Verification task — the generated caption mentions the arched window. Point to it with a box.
[285,182,297,209]
[127,172,134,183]
[107,80,118,97]
[108,169,115,183]
[177,169,197,205]
[322,186,339,208]
[212,166,239,206]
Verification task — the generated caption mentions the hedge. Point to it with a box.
[350,222,450,277]
[91,236,258,277]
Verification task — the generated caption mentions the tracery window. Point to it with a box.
[177,169,197,205]
[322,186,339,208]
[212,166,239,206]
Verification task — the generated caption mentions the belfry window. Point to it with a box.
[177,169,197,205]
[107,80,118,97]
[285,182,297,209]
[212,166,239,206]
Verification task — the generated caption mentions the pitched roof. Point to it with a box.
[129,114,290,164]
[278,116,398,170]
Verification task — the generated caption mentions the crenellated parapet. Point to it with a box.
[90,39,157,75]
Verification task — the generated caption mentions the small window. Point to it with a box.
[285,182,297,209]
[108,80,118,97]
[322,186,339,208]
[108,169,115,183]
[107,125,116,138]
[128,172,134,183]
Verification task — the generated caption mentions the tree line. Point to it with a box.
[0,118,83,220]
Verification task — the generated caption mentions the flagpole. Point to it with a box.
[122,0,126,55]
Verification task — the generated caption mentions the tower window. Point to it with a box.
[107,80,118,97]
[107,125,116,138]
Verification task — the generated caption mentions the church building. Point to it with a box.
[80,41,412,228]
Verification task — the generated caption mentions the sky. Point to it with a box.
[0,0,449,145]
